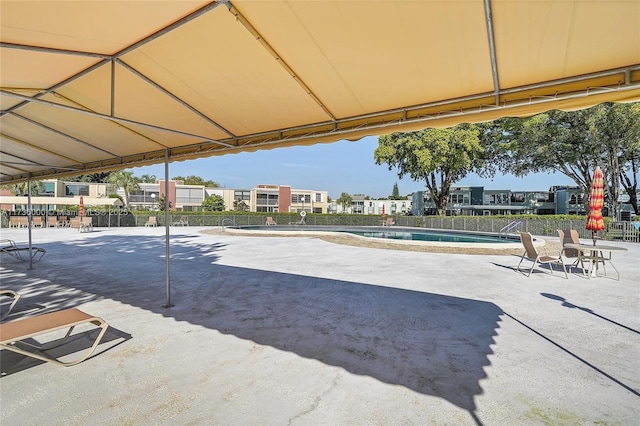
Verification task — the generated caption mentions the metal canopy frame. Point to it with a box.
[2,0,639,183]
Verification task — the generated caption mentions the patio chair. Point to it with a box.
[32,216,44,228]
[0,290,20,321]
[70,217,81,231]
[557,229,586,273]
[517,232,567,278]
[145,216,157,227]
[381,218,395,226]
[81,217,93,232]
[47,216,58,228]
[265,217,277,226]
[172,215,188,226]
[0,308,109,366]
[0,239,47,262]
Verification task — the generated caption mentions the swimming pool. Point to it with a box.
[225,225,521,245]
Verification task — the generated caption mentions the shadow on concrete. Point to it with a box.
[0,233,502,416]
[1,327,132,375]
[541,293,640,335]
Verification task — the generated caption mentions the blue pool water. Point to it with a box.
[237,226,518,244]
[336,230,513,243]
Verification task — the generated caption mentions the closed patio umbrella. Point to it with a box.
[79,196,85,218]
[586,166,605,246]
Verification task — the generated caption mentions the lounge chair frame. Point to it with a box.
[172,215,188,226]
[0,308,109,366]
[517,232,568,278]
[0,290,21,321]
[0,239,46,262]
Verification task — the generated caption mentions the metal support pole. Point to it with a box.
[27,174,33,270]
[163,149,174,308]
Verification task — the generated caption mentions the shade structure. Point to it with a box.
[586,166,605,245]
[78,196,85,218]
[1,0,640,184]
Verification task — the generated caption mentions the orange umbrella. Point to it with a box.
[79,195,85,218]
[586,166,605,245]
[381,204,386,218]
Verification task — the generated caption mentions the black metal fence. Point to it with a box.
[2,212,638,242]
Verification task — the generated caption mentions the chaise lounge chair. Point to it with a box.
[0,239,46,262]
[145,216,157,227]
[172,215,188,226]
[265,217,277,226]
[517,232,567,278]
[0,289,20,321]
[0,308,109,366]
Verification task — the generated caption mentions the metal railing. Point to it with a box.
[499,221,523,239]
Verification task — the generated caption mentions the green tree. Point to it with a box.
[157,194,172,211]
[375,124,486,215]
[202,194,225,211]
[587,102,640,216]
[336,192,353,212]
[105,171,140,207]
[492,103,640,217]
[4,180,43,196]
[139,174,157,183]
[173,175,219,187]
[233,199,249,211]
[64,172,113,182]
[390,182,401,199]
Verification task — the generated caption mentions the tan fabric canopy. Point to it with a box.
[2,0,639,184]
[0,196,123,207]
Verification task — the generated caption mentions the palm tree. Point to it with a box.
[140,174,157,183]
[4,181,43,196]
[105,171,140,207]
[337,192,353,213]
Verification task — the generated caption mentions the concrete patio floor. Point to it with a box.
[1,226,638,425]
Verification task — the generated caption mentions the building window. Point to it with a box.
[176,188,203,204]
[292,194,311,203]
[315,193,322,202]
[257,193,279,206]
[40,182,55,196]
[234,190,250,201]
[569,194,583,205]
[536,192,551,202]
[491,193,509,204]
[510,193,525,203]
[65,184,89,196]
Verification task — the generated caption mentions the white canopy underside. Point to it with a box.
[2,0,639,183]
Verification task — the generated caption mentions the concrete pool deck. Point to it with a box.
[1,226,638,425]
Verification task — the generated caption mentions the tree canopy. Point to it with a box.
[375,124,487,214]
[173,175,219,187]
[105,171,140,207]
[202,194,225,211]
[336,192,353,212]
[490,102,640,216]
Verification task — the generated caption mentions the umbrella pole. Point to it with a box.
[591,231,598,277]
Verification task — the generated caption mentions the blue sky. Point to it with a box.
[129,136,575,199]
